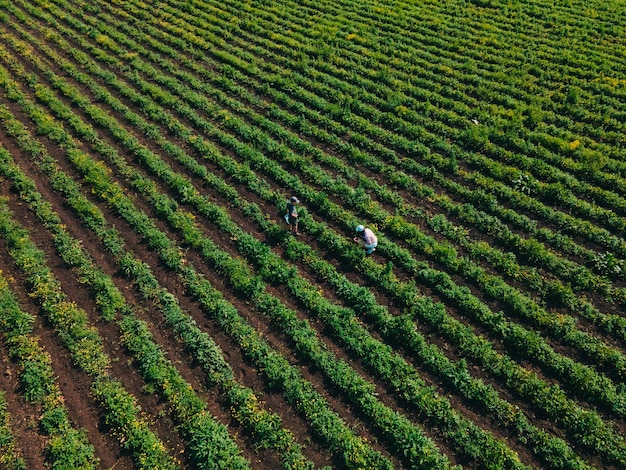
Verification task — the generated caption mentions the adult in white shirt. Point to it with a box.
[353,225,378,254]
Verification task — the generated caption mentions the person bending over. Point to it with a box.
[353,224,377,254]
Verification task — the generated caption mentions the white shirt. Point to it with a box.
[362,228,377,245]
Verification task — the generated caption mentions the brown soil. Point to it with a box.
[0,3,623,470]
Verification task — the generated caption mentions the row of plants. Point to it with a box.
[89,0,619,274]
[4,0,624,458]
[4,2,624,466]
[0,390,25,470]
[26,6,619,400]
[0,194,178,469]
[0,265,85,470]
[0,60,317,470]
[30,0,626,400]
[6,15,624,466]
[42,16,626,452]
[1,24,620,466]
[0,56,393,470]
[159,0,626,220]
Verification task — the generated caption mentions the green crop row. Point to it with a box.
[0,54,392,470]
[33,7,625,401]
[0,60,315,470]
[2,11,620,466]
[151,0,626,226]
[0,196,177,469]
[0,23,608,470]
[133,0,626,248]
[0,267,87,470]
[0,390,25,470]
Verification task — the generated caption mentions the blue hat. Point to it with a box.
[356,225,365,232]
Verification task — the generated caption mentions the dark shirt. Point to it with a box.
[287,202,298,217]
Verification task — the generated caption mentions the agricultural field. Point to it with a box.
[0,0,625,468]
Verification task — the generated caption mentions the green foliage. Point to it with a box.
[461,123,490,150]
[523,103,544,129]
[20,357,55,402]
[0,391,26,470]
[3,0,626,468]
[46,428,96,470]
[577,147,607,175]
